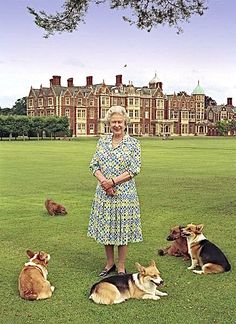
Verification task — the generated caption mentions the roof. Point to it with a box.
[192,81,205,95]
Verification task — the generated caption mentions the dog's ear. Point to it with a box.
[179,225,185,230]
[38,251,46,261]
[26,250,35,259]
[196,224,204,233]
[150,260,156,267]
[135,262,146,275]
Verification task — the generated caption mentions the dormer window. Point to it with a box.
[65,97,70,105]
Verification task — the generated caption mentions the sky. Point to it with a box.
[0,0,236,108]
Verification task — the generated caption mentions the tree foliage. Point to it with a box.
[0,116,70,140]
[28,0,208,37]
[0,97,27,115]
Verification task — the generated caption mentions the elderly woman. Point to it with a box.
[88,106,143,276]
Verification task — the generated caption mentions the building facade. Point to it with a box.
[27,74,236,137]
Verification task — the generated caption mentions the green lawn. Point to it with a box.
[0,137,235,323]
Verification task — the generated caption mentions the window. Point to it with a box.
[145,124,149,133]
[38,98,43,106]
[182,111,189,119]
[65,97,70,105]
[89,99,94,106]
[156,110,163,120]
[78,123,86,134]
[48,97,53,106]
[181,124,188,134]
[134,110,139,119]
[128,110,133,118]
[134,124,139,134]
[101,96,109,106]
[113,97,118,106]
[28,99,33,107]
[89,109,94,119]
[78,98,82,106]
[189,112,195,119]
[145,111,149,119]
[65,109,70,117]
[78,109,86,119]
[135,98,139,106]
[128,98,133,106]
[89,124,94,134]
[128,124,133,135]
[101,108,109,119]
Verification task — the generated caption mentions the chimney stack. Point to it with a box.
[86,76,93,86]
[227,97,232,106]
[116,75,122,86]
[52,75,61,86]
[67,78,74,87]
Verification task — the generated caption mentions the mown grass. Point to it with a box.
[0,137,235,324]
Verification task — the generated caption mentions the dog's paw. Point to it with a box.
[159,292,168,297]
[153,295,161,300]
[51,286,55,292]
[187,266,195,270]
[193,270,203,275]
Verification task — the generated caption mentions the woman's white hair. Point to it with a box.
[105,106,130,124]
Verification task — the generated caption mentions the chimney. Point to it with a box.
[116,74,122,86]
[67,78,74,87]
[50,78,53,86]
[86,76,93,86]
[227,97,232,106]
[52,75,61,86]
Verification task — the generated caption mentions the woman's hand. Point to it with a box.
[105,187,116,196]
[101,179,113,191]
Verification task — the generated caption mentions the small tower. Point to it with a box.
[149,72,163,90]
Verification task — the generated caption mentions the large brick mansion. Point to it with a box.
[27,74,236,137]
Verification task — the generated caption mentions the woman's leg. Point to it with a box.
[104,245,115,269]
[118,245,128,273]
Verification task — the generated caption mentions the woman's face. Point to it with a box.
[110,113,126,136]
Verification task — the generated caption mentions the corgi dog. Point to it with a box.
[158,225,190,260]
[45,199,67,216]
[18,250,55,300]
[181,224,231,274]
[89,260,167,305]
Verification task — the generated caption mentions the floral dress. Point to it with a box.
[88,134,143,245]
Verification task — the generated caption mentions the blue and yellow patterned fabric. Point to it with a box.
[88,134,143,245]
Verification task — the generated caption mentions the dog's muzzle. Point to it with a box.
[151,279,164,286]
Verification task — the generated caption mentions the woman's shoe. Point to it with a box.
[99,264,116,277]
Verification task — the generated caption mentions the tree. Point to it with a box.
[28,0,208,37]
[30,116,46,140]
[205,95,217,107]
[177,91,188,96]
[216,121,229,136]
[0,108,12,115]
[12,97,27,115]
[44,116,69,139]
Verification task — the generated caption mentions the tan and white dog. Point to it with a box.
[89,260,167,305]
[182,224,231,274]
[18,250,55,300]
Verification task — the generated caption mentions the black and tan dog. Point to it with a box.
[89,260,167,305]
[158,225,190,260]
[182,224,231,274]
